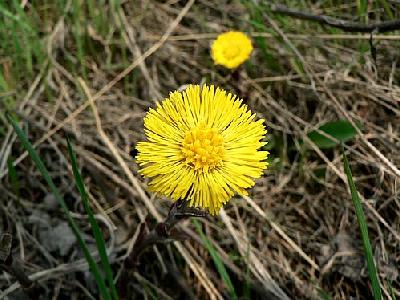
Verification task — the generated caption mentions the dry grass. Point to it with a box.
[0,1,399,299]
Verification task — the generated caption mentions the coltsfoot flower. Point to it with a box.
[136,84,268,215]
[211,31,253,69]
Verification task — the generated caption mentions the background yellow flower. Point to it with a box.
[211,31,253,69]
[136,84,268,215]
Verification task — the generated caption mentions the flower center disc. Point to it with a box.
[181,124,224,172]
[223,46,240,60]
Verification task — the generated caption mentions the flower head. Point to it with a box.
[211,31,253,69]
[136,84,268,215]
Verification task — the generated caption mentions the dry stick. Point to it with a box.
[1,253,105,298]
[0,67,46,174]
[117,7,162,101]
[230,199,315,298]
[0,215,34,296]
[271,4,400,33]
[78,148,146,221]
[0,0,195,181]
[79,78,160,221]
[145,32,400,41]
[173,242,222,300]
[78,78,223,300]
[244,196,319,270]
[133,272,175,300]
[220,209,290,300]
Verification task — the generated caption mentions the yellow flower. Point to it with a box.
[211,31,253,69]
[136,84,268,215]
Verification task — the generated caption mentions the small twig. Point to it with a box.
[271,4,400,33]
[369,32,378,64]
[0,214,34,293]
[165,262,197,300]
[1,256,33,290]
[126,200,207,267]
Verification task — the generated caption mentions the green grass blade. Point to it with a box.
[388,280,396,300]
[7,114,112,300]
[378,0,394,20]
[357,0,368,23]
[0,4,33,32]
[317,287,333,300]
[342,145,382,300]
[7,156,20,197]
[193,220,237,300]
[66,137,119,300]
